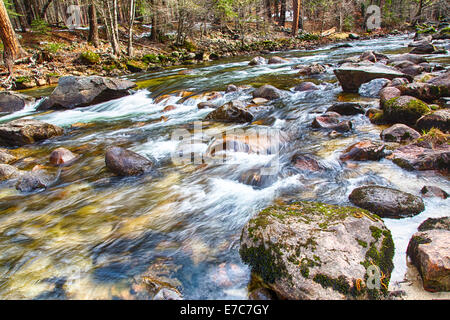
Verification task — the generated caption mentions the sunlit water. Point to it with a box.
[0,34,449,299]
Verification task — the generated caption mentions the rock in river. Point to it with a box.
[382,96,431,126]
[340,140,385,162]
[0,91,35,114]
[407,218,450,292]
[249,56,266,66]
[312,113,353,132]
[0,148,16,164]
[349,186,425,219]
[49,148,79,166]
[205,100,254,123]
[380,124,421,143]
[252,85,282,100]
[240,201,394,299]
[16,167,56,192]
[105,147,155,176]
[416,109,450,132]
[420,186,448,199]
[327,102,365,115]
[0,164,21,181]
[334,62,409,93]
[0,119,64,147]
[37,76,137,110]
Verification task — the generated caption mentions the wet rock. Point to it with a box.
[380,87,402,105]
[49,148,78,166]
[0,149,16,164]
[388,54,428,65]
[382,96,431,126]
[0,164,21,181]
[390,78,410,87]
[327,102,364,115]
[153,288,183,300]
[312,113,353,132]
[340,140,385,162]
[359,78,391,97]
[16,167,55,192]
[392,60,424,77]
[349,186,425,219]
[420,186,448,199]
[239,170,278,189]
[0,92,35,114]
[398,71,450,102]
[240,201,394,300]
[205,100,254,123]
[348,33,360,39]
[418,217,450,231]
[268,56,289,64]
[410,43,437,54]
[226,84,238,93]
[366,108,386,125]
[381,124,421,143]
[105,146,154,176]
[292,153,322,172]
[248,287,277,300]
[334,62,409,93]
[416,109,450,132]
[197,102,217,109]
[251,97,269,104]
[407,228,450,292]
[295,63,326,76]
[37,76,137,110]
[0,119,64,147]
[294,82,319,92]
[163,105,177,112]
[359,51,388,63]
[252,85,282,100]
[249,56,266,66]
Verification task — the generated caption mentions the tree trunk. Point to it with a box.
[12,0,29,31]
[150,0,159,41]
[280,0,286,27]
[292,0,299,36]
[0,0,24,75]
[40,0,55,19]
[127,0,135,56]
[88,2,99,47]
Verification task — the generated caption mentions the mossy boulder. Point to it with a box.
[126,60,148,73]
[380,124,421,143]
[79,51,100,65]
[349,186,425,219]
[240,201,394,300]
[0,119,64,147]
[416,109,450,133]
[382,96,431,125]
[142,54,160,64]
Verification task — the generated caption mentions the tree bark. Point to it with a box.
[88,2,99,47]
[0,0,24,75]
[127,0,136,56]
[280,0,286,27]
[292,0,299,36]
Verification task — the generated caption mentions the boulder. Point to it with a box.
[0,148,16,164]
[359,51,389,63]
[380,87,402,105]
[249,56,266,66]
[390,78,410,87]
[312,113,352,132]
[268,56,289,64]
[205,101,254,123]
[105,147,155,176]
[252,85,282,100]
[226,84,239,93]
[295,63,326,76]
[388,54,428,65]
[359,78,391,97]
[390,140,449,171]
[349,186,425,219]
[0,92,35,114]
[327,102,365,115]
[382,96,431,126]
[410,43,437,54]
[334,62,409,93]
[418,217,450,231]
[381,124,421,143]
[49,148,78,166]
[340,140,385,162]
[420,186,448,199]
[398,71,450,102]
[240,201,394,300]
[197,102,217,109]
[292,154,322,172]
[391,60,424,77]
[407,226,450,292]
[0,163,21,181]
[294,82,319,92]
[416,109,450,132]
[37,76,137,110]
[0,119,64,147]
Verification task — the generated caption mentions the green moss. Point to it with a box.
[142,54,160,64]
[80,51,100,65]
[383,96,431,125]
[313,274,350,295]
[126,60,148,72]
[15,76,31,84]
[357,239,368,248]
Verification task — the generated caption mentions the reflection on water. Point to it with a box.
[0,34,449,299]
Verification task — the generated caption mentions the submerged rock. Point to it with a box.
[252,85,282,100]
[240,201,394,300]
[327,102,365,115]
[294,82,319,92]
[407,221,450,292]
[0,91,35,114]
[16,167,55,192]
[0,119,64,147]
[37,76,136,110]
[205,100,254,123]
[105,147,155,176]
[0,163,21,181]
[382,96,431,126]
[340,140,385,162]
[380,124,421,143]
[0,149,16,164]
[349,186,425,219]
[312,113,352,132]
[334,62,409,93]
[292,153,322,172]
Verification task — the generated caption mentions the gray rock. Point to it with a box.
[253,85,282,100]
[249,56,266,66]
[0,163,21,181]
[37,76,136,110]
[240,201,394,300]
[327,102,365,115]
[0,119,64,147]
[0,92,35,114]
[16,168,55,192]
[359,78,391,97]
[420,186,448,199]
[349,186,425,219]
[381,124,421,143]
[416,109,450,132]
[105,147,154,176]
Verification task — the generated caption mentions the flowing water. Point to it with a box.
[0,34,449,299]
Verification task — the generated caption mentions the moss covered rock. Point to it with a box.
[126,60,148,73]
[383,96,431,125]
[79,51,100,65]
[240,201,394,300]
